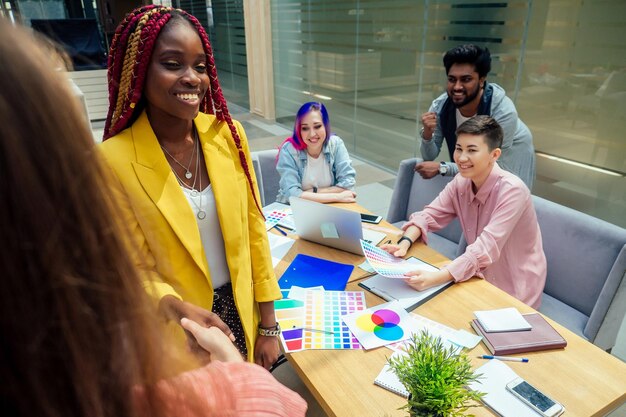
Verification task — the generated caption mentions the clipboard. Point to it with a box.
[358,257,452,311]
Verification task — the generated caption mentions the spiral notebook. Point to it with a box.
[374,352,409,398]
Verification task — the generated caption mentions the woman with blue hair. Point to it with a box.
[276,102,357,203]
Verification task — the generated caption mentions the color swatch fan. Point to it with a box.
[360,240,420,278]
[274,298,305,352]
[342,300,412,349]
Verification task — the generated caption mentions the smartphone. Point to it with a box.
[506,377,564,417]
[361,213,382,224]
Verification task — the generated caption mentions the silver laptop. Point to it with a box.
[289,197,386,255]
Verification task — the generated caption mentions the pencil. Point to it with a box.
[273,225,288,236]
[478,355,529,363]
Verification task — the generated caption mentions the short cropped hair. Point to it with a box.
[456,115,503,150]
[443,44,491,78]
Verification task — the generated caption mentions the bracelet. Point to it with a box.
[258,323,281,337]
[313,186,318,193]
[397,236,414,246]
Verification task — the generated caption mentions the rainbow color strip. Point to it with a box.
[303,290,365,350]
[360,240,417,278]
[274,298,305,352]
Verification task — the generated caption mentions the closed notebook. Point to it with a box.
[471,313,567,355]
[374,353,409,398]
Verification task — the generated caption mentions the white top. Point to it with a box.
[181,185,230,289]
[455,108,474,127]
[301,153,332,190]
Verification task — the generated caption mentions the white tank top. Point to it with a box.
[181,185,230,289]
[302,153,332,190]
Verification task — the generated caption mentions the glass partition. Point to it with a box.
[271,0,625,227]
[206,0,250,108]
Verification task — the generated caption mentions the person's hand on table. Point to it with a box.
[181,318,243,363]
[335,189,357,203]
[380,243,408,258]
[380,226,422,258]
[404,269,452,291]
[254,334,281,370]
[414,161,440,179]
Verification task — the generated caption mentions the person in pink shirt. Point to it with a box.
[134,319,308,417]
[383,115,546,308]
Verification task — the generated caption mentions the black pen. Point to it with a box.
[273,225,288,236]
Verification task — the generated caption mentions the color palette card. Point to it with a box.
[342,300,412,350]
[265,210,289,230]
[360,240,421,278]
[262,202,296,230]
[303,290,366,350]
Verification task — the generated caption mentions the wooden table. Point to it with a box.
[272,206,626,417]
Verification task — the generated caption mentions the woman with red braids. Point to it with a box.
[99,5,282,369]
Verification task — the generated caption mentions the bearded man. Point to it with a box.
[416,44,535,190]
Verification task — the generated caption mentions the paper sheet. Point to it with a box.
[474,308,532,332]
[267,232,295,267]
[342,300,412,350]
[469,360,553,417]
[287,285,324,301]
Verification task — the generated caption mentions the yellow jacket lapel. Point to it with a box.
[130,113,209,277]
[195,115,243,282]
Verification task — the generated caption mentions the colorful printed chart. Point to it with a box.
[342,300,412,349]
[360,240,422,278]
[274,298,305,352]
[303,290,366,350]
[265,210,289,231]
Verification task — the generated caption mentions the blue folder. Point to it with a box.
[278,254,354,293]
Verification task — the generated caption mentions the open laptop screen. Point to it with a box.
[289,197,385,255]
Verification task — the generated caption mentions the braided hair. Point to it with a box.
[104,5,262,214]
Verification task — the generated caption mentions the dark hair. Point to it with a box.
[104,5,262,214]
[289,102,331,150]
[456,115,503,150]
[443,44,491,78]
[0,18,195,417]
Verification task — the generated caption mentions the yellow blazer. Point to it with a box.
[99,111,281,358]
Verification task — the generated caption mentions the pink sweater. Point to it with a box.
[136,361,307,416]
[405,163,547,308]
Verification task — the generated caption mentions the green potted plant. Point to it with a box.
[388,330,484,417]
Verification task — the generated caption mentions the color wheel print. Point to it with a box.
[355,309,404,341]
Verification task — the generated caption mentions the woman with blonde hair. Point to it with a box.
[0,19,306,417]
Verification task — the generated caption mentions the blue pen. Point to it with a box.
[478,355,529,363]
[273,225,288,236]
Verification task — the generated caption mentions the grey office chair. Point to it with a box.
[386,158,465,260]
[533,196,626,350]
[251,149,280,207]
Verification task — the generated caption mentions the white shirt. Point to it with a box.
[301,153,332,190]
[181,185,230,289]
[455,108,475,127]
